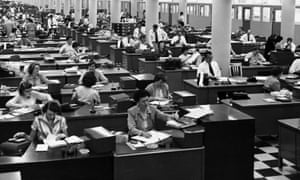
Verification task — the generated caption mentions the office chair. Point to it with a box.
[229,63,243,77]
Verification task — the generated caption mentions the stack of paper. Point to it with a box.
[184,107,214,119]
[131,130,171,146]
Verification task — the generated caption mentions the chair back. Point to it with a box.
[229,63,243,77]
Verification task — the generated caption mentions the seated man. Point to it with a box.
[289,58,300,74]
[170,30,187,47]
[59,36,76,56]
[145,73,170,100]
[244,48,266,65]
[197,50,221,79]
[264,66,283,92]
[240,30,256,43]
[78,60,108,84]
[17,33,34,47]
[179,47,202,66]
[282,37,296,53]
[127,90,179,137]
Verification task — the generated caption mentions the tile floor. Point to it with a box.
[254,136,300,180]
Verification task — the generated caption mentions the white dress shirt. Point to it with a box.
[282,42,296,52]
[240,33,256,43]
[133,26,146,39]
[171,35,187,46]
[197,60,221,78]
[148,28,168,47]
[289,59,300,74]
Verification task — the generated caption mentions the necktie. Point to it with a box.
[208,62,215,76]
[155,31,159,43]
[247,34,250,41]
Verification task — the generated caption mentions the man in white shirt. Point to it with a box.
[240,30,256,43]
[148,24,168,49]
[59,36,76,56]
[171,30,187,47]
[133,23,146,40]
[178,12,185,25]
[282,37,296,53]
[197,50,221,78]
[289,59,300,74]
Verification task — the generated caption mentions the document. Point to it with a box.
[131,130,171,146]
[184,107,214,119]
[35,144,49,152]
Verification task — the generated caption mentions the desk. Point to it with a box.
[231,42,264,54]
[222,93,300,135]
[138,57,166,74]
[181,104,254,180]
[96,40,117,57]
[89,36,111,51]
[243,65,289,77]
[34,41,65,48]
[114,144,204,180]
[81,33,89,47]
[122,51,142,72]
[0,53,69,61]
[0,171,21,180]
[184,79,264,104]
[157,67,197,92]
[0,144,113,180]
[60,83,138,103]
[12,47,59,54]
[278,118,300,169]
[110,45,125,65]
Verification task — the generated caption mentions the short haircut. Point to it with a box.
[154,72,167,82]
[27,62,40,75]
[271,66,283,76]
[153,24,158,29]
[18,81,33,96]
[66,36,72,41]
[287,37,293,42]
[82,71,97,87]
[42,100,62,115]
[88,59,97,68]
[72,41,79,48]
[133,90,150,103]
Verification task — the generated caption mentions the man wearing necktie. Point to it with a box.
[197,50,221,79]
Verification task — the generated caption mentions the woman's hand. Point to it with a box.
[56,133,67,140]
[141,131,152,138]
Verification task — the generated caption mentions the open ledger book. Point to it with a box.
[43,135,84,149]
[129,130,171,148]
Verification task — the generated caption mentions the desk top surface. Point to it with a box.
[227,93,300,108]
[278,118,300,130]
[184,78,264,89]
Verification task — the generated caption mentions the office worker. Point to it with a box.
[244,48,266,65]
[145,73,170,100]
[6,81,52,109]
[282,37,296,53]
[30,101,68,142]
[133,22,146,40]
[127,90,179,137]
[119,32,136,48]
[179,48,202,66]
[135,34,151,51]
[240,30,256,43]
[59,36,76,56]
[23,63,54,86]
[17,33,34,47]
[288,59,300,74]
[148,24,168,48]
[264,66,283,92]
[78,60,108,84]
[72,71,101,105]
[171,30,187,47]
[197,50,221,78]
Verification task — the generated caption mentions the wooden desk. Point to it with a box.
[60,83,138,103]
[12,47,59,54]
[81,33,89,47]
[181,104,254,180]
[0,171,21,180]
[222,93,300,135]
[157,67,197,92]
[184,79,264,104]
[110,45,125,65]
[138,57,166,74]
[0,144,113,180]
[96,40,117,57]
[0,53,69,61]
[122,51,141,72]
[278,118,300,169]
[231,42,263,54]
[34,41,65,48]
[242,65,289,77]
[114,144,204,180]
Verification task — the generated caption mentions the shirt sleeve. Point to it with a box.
[6,95,23,108]
[127,109,143,136]
[213,61,222,77]
[59,44,66,54]
[153,107,169,122]
[97,70,108,82]
[32,91,53,102]
[270,79,281,91]
[31,117,39,131]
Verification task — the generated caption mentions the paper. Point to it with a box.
[35,144,49,152]
[11,108,34,116]
[65,135,84,144]
[149,100,170,106]
[263,98,276,103]
[0,114,15,120]
[89,126,113,137]
[131,130,171,146]
[184,107,214,119]
[32,84,48,91]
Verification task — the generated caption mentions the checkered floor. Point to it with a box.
[254,136,300,180]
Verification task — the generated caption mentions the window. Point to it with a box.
[204,5,210,16]
[244,8,251,20]
[200,6,204,16]
[262,7,270,22]
[237,6,243,20]
[295,8,300,24]
[275,10,281,22]
[252,7,261,21]
[232,7,235,19]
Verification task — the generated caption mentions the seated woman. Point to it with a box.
[17,33,34,47]
[179,47,202,66]
[264,66,283,92]
[170,30,187,47]
[145,73,170,100]
[127,90,179,137]
[72,71,101,105]
[135,34,151,51]
[59,36,76,56]
[23,63,54,86]
[78,60,108,84]
[244,48,266,65]
[6,81,52,109]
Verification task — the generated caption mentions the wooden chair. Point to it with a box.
[229,63,243,77]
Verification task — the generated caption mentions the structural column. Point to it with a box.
[145,0,159,40]
[74,0,82,23]
[211,0,232,76]
[49,0,54,10]
[56,0,61,13]
[131,0,137,18]
[88,0,97,27]
[64,0,70,15]
[111,0,121,23]
[179,0,187,24]
[281,0,296,40]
